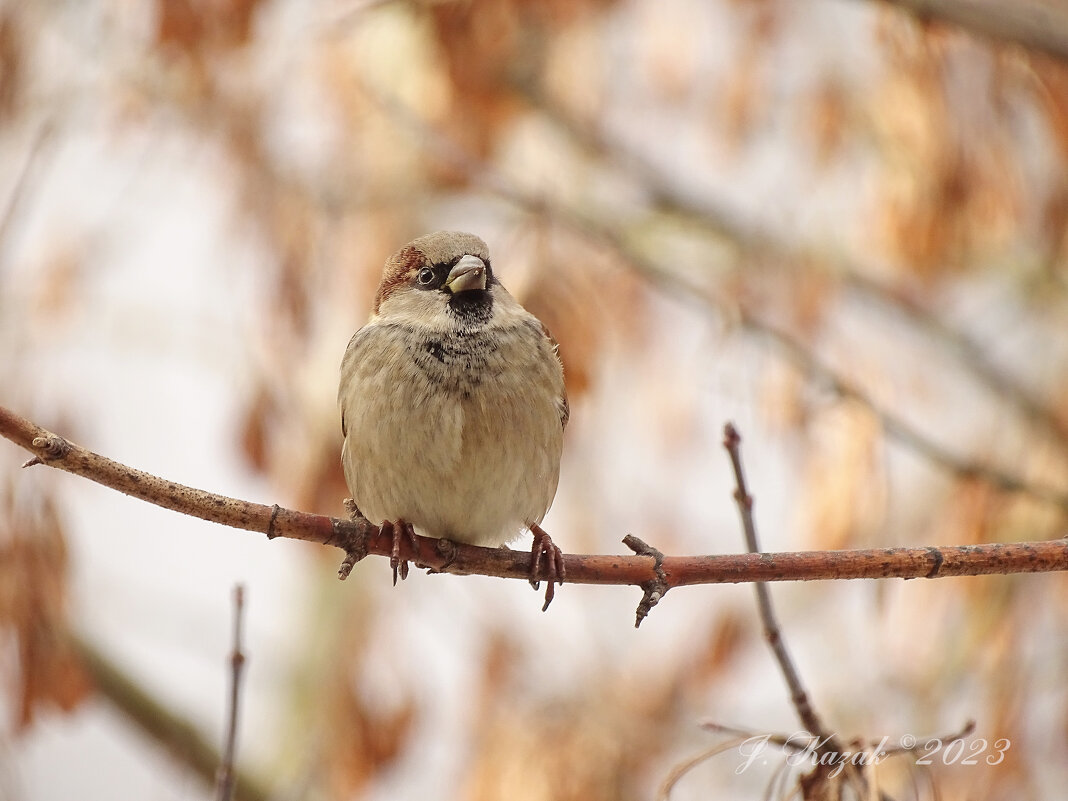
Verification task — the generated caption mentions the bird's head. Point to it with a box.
[372,231,496,327]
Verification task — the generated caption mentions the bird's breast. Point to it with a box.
[340,316,563,544]
[410,328,504,396]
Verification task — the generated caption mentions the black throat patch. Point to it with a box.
[447,289,493,325]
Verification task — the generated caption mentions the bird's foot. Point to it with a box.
[529,523,565,611]
[337,500,372,580]
[381,519,419,585]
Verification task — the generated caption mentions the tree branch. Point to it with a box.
[3,404,1068,622]
[725,423,872,797]
[865,0,1068,63]
[723,424,835,745]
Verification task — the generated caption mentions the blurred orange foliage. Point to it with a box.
[2,0,1068,799]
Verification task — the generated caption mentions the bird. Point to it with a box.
[338,231,568,609]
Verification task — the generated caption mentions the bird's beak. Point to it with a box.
[445,255,487,294]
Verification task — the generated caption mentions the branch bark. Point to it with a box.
[2,405,1068,614]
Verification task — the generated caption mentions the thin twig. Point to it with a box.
[2,405,1068,597]
[722,423,842,753]
[623,534,668,627]
[71,633,270,801]
[724,423,895,798]
[655,735,753,801]
[881,719,976,758]
[215,585,247,801]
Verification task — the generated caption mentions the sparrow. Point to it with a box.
[338,231,568,609]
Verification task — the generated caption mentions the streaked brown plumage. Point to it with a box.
[338,231,567,606]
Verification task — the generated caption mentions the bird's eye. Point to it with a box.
[416,267,435,285]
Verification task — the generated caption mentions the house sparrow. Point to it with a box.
[338,231,568,609]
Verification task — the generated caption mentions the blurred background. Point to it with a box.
[2,0,1068,798]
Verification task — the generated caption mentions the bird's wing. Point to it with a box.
[338,323,380,438]
[539,320,569,430]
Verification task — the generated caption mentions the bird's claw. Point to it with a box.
[529,523,565,611]
[382,519,419,585]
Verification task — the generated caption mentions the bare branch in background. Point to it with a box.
[72,634,270,801]
[357,79,1068,516]
[0,120,56,270]
[723,424,837,747]
[519,83,1068,457]
[724,423,872,797]
[864,0,1068,63]
[215,585,247,801]
[5,3,1067,798]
